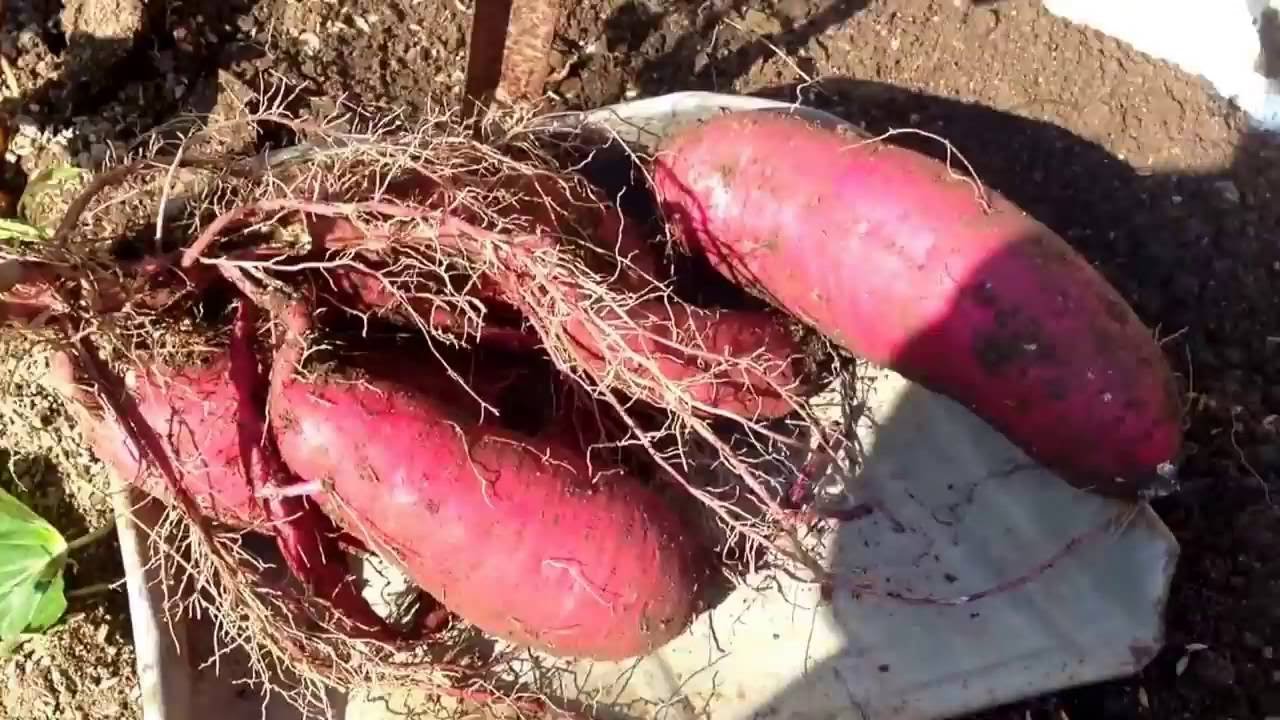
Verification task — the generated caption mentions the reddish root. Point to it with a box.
[228,299,408,642]
[1,256,220,331]
[312,262,541,352]
[196,194,815,420]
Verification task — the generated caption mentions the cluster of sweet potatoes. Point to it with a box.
[3,108,1184,664]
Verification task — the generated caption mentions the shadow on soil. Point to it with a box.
[710,77,1280,720]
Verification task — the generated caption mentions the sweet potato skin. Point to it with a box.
[652,110,1183,496]
[564,299,810,419]
[270,361,702,660]
[49,348,402,640]
[51,352,267,527]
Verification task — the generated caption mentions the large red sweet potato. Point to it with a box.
[48,347,398,640]
[268,309,703,660]
[50,350,266,527]
[652,110,1183,497]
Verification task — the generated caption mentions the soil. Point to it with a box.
[0,337,138,719]
[2,0,1278,718]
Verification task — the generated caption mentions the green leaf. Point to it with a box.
[17,165,88,222]
[26,571,67,630]
[0,218,47,246]
[0,487,68,645]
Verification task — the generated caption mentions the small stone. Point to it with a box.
[1214,180,1241,204]
[775,0,809,22]
[972,7,998,33]
[740,8,782,35]
[298,31,321,54]
[559,77,582,97]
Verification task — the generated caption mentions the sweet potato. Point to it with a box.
[50,350,267,527]
[227,302,399,639]
[300,184,813,419]
[48,345,399,640]
[268,304,703,660]
[652,110,1183,497]
[310,261,540,352]
[561,298,811,418]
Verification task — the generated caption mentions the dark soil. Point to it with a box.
[2,0,1278,718]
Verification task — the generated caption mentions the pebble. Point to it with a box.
[740,8,782,35]
[971,7,999,34]
[298,31,321,54]
[1214,179,1242,204]
[775,0,809,22]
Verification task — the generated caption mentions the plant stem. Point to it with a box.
[65,519,116,553]
[66,582,120,599]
